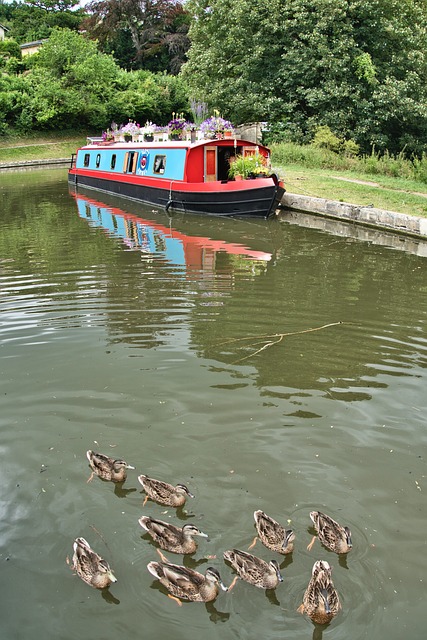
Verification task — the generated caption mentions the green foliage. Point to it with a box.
[353,52,377,85]
[183,0,427,156]
[3,0,84,44]
[312,125,360,157]
[271,141,427,183]
[312,126,342,153]
[271,141,355,171]
[359,149,414,179]
[0,72,28,132]
[0,39,22,59]
[2,0,427,160]
[0,28,190,133]
[228,153,267,179]
[412,154,427,183]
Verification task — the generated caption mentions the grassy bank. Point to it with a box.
[0,132,87,163]
[1,133,427,218]
[271,141,427,218]
[277,164,427,218]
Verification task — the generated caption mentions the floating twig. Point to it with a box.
[216,322,343,363]
[89,524,111,553]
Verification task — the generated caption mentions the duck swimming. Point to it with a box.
[298,559,341,624]
[308,511,352,554]
[223,548,283,590]
[71,537,117,589]
[251,509,295,554]
[86,450,135,483]
[139,516,208,554]
[138,474,194,507]
[147,556,227,604]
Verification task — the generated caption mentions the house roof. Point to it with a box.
[20,40,46,49]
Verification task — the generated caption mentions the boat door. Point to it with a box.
[204,146,217,182]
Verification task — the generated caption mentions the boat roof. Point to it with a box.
[82,138,268,151]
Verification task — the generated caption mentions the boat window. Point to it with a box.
[124,151,138,173]
[83,153,90,167]
[111,154,116,170]
[95,153,101,168]
[153,155,166,174]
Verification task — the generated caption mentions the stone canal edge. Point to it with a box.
[280,193,427,241]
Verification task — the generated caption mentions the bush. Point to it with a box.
[270,141,423,183]
[312,126,341,153]
[0,39,22,60]
[412,154,427,184]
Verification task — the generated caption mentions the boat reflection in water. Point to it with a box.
[70,188,280,277]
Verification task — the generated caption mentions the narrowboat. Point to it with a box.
[68,137,285,219]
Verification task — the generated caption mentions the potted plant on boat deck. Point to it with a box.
[228,152,269,180]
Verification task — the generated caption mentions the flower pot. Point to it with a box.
[124,134,132,143]
[144,134,154,142]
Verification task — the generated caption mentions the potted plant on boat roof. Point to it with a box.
[120,120,140,142]
[200,111,234,139]
[184,121,198,142]
[102,129,115,143]
[141,121,155,142]
[153,124,168,142]
[168,113,187,140]
[110,121,123,142]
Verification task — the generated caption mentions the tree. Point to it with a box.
[182,0,427,154]
[0,27,190,132]
[21,28,120,128]
[2,0,85,44]
[82,0,190,73]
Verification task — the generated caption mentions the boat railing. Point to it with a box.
[86,136,104,145]
[70,153,76,169]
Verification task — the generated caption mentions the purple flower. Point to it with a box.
[200,116,234,136]
[120,120,140,135]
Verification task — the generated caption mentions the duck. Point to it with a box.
[138,474,194,507]
[223,548,283,590]
[147,556,228,604]
[250,509,295,554]
[138,516,208,554]
[86,450,135,483]
[308,511,352,554]
[297,560,341,624]
[71,537,117,589]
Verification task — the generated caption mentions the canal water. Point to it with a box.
[1,168,426,640]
